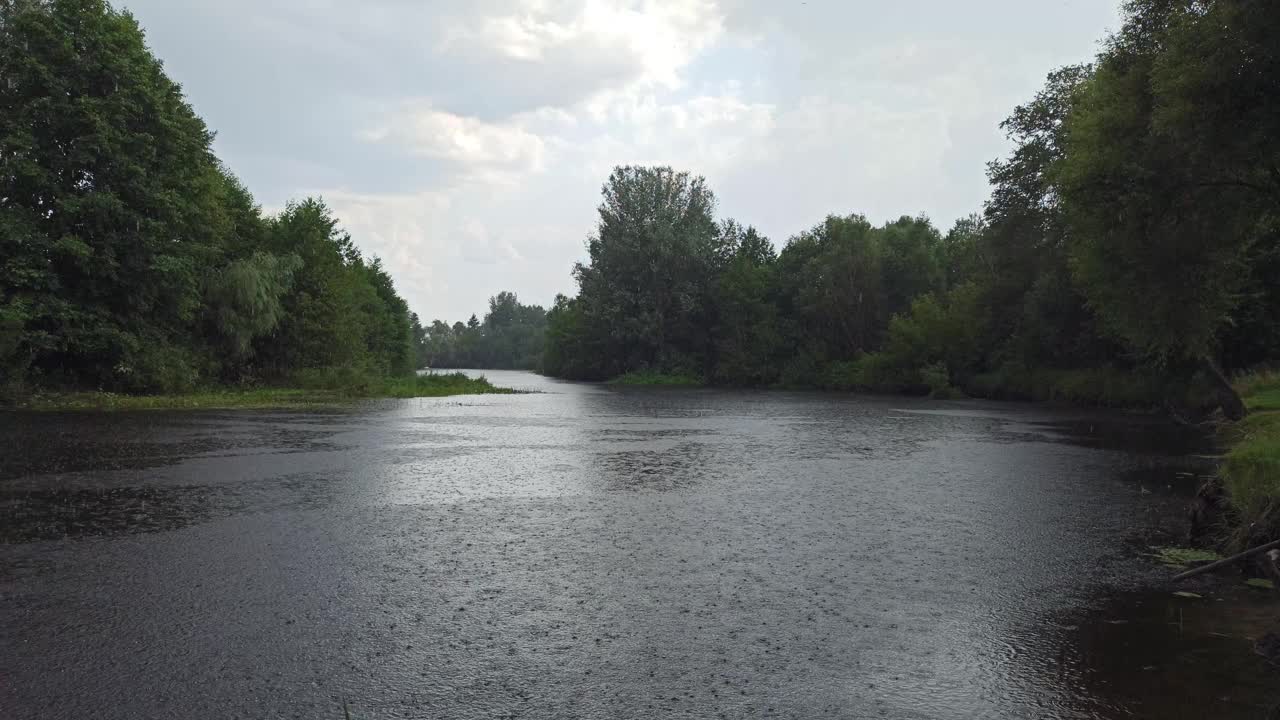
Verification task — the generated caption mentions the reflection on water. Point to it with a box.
[1062,587,1279,718]
[1,371,1275,719]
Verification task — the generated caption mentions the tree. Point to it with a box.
[572,165,720,374]
[204,251,301,361]
[0,0,453,395]
[711,223,780,385]
[778,215,885,364]
[1059,0,1280,417]
[1,0,230,390]
[421,292,547,370]
[878,215,944,319]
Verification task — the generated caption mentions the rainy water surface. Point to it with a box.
[2,371,1276,718]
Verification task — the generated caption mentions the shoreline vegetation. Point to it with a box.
[9,372,516,411]
[601,366,1209,408]
[1221,371,1280,549]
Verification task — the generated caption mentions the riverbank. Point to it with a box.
[599,364,1207,409]
[6,372,516,411]
[1221,371,1280,548]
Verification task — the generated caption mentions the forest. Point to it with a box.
[541,0,1279,421]
[1,0,439,398]
[415,292,547,371]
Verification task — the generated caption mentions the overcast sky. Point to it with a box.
[120,0,1121,323]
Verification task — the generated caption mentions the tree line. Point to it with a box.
[543,0,1280,415]
[1,0,418,395]
[413,291,547,370]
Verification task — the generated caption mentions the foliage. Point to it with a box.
[1214,369,1280,547]
[204,252,302,359]
[0,1,424,397]
[609,370,704,387]
[1058,0,1279,415]
[13,372,512,411]
[1220,383,1280,545]
[2,0,225,390]
[421,292,547,370]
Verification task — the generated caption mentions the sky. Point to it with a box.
[120,0,1122,323]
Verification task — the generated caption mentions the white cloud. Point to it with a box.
[362,105,547,175]
[121,0,1125,321]
[442,0,724,91]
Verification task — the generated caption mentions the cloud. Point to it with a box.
[442,0,723,90]
[362,105,547,176]
[121,0,1124,321]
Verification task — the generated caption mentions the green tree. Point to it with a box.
[1059,0,1280,417]
[711,223,780,385]
[572,165,719,375]
[1,0,231,390]
[256,199,381,376]
[204,251,301,361]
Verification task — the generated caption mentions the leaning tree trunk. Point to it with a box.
[1203,356,1247,421]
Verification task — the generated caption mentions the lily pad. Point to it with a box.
[1172,591,1203,599]
[1244,578,1276,590]
[1151,546,1222,568]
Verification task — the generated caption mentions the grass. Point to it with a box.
[1237,369,1280,412]
[1151,546,1222,568]
[1221,370,1280,547]
[608,370,704,386]
[9,371,517,411]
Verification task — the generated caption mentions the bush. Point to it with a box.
[778,353,821,388]
[291,366,379,394]
[920,361,962,399]
[610,370,704,386]
[962,365,1173,408]
[115,342,201,394]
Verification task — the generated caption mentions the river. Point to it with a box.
[2,370,1275,718]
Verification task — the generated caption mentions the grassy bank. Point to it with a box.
[1221,371,1280,546]
[608,370,705,386]
[9,372,516,411]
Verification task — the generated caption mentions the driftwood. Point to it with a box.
[1170,538,1280,582]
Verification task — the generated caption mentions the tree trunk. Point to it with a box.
[1203,356,1247,421]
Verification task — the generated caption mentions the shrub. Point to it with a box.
[610,370,703,386]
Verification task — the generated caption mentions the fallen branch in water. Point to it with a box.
[1170,539,1280,582]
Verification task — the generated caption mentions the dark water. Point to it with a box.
[2,371,1275,719]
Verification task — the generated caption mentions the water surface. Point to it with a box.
[2,371,1275,718]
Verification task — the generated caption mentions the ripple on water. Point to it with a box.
[0,375,1275,719]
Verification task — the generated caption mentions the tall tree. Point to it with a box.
[573,165,719,374]
[1,0,229,390]
[1060,0,1280,417]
